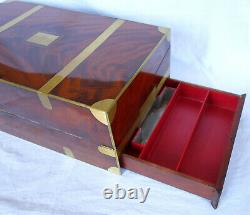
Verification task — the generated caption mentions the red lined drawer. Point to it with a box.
[121,78,245,208]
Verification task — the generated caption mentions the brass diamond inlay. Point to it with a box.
[27,32,60,46]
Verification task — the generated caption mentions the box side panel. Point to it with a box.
[0,80,117,170]
[111,38,170,152]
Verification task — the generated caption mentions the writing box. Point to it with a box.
[0,1,245,208]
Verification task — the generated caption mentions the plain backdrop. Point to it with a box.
[0,0,250,215]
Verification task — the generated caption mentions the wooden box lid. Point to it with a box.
[0,1,169,106]
[0,1,170,174]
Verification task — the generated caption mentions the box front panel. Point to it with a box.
[0,80,118,171]
[0,109,117,170]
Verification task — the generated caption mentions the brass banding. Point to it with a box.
[157,67,170,92]
[39,19,125,95]
[0,5,43,33]
[106,111,121,175]
[37,92,52,110]
[0,78,90,110]
[0,5,170,173]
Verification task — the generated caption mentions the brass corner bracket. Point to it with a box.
[90,99,117,125]
[63,146,75,158]
[108,166,121,175]
[98,145,117,157]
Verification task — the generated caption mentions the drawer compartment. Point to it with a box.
[140,82,209,171]
[121,79,245,208]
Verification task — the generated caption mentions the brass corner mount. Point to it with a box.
[90,99,117,125]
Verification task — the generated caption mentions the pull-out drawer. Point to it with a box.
[121,79,245,209]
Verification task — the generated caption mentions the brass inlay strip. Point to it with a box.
[39,19,125,94]
[0,16,170,175]
[105,111,121,175]
[0,5,43,33]
[37,92,52,110]
[0,23,167,114]
[156,68,170,92]
[0,78,90,109]
[0,78,37,93]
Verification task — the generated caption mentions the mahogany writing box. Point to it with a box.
[0,1,245,209]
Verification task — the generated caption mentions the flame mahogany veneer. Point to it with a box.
[0,1,170,172]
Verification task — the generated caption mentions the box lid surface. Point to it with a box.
[0,1,168,106]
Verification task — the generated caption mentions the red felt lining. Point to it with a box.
[127,80,241,185]
[178,103,235,184]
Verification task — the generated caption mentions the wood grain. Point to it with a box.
[0,2,115,89]
[0,2,170,173]
[51,22,166,105]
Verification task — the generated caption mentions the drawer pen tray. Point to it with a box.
[121,79,245,208]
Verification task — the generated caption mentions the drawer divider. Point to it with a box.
[175,90,210,171]
[139,82,182,159]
